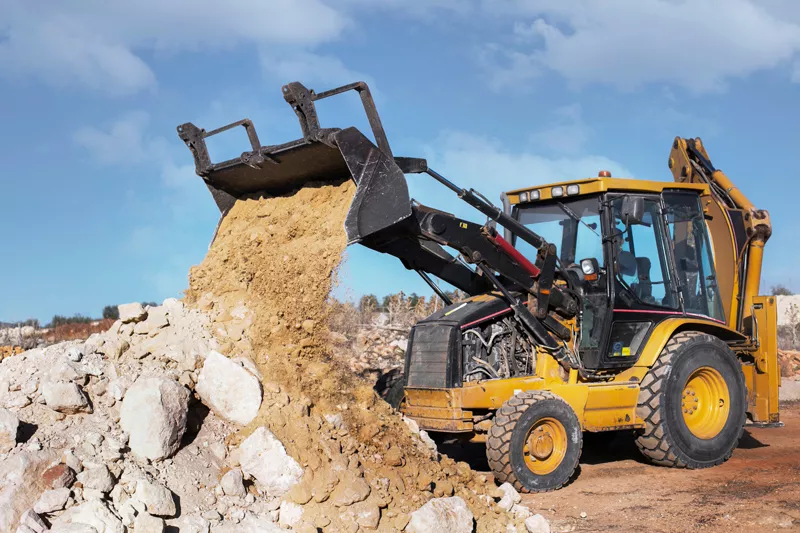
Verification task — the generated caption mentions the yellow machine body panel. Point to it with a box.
[401,311,779,432]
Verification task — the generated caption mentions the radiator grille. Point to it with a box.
[406,323,458,388]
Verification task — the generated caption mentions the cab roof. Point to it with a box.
[505,177,709,205]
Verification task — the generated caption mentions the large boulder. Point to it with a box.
[195,351,262,425]
[118,303,146,324]
[0,451,58,533]
[50,500,124,533]
[0,408,19,453]
[120,377,189,461]
[33,487,71,514]
[236,427,303,498]
[42,382,90,414]
[406,497,474,533]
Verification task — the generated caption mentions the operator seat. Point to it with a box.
[616,250,638,278]
[633,257,654,304]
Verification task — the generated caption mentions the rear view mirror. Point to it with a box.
[621,196,645,226]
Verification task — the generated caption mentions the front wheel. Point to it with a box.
[487,391,583,492]
[636,331,746,468]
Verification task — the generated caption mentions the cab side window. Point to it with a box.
[611,198,676,309]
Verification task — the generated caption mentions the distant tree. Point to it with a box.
[408,292,420,308]
[771,285,794,296]
[48,314,93,328]
[141,301,159,308]
[102,305,120,320]
[359,294,379,313]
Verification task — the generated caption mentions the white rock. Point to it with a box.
[19,509,48,533]
[389,338,408,351]
[84,432,104,447]
[46,360,87,384]
[134,307,169,336]
[172,514,210,533]
[512,503,533,521]
[236,427,303,498]
[51,499,124,533]
[406,497,474,533]
[16,524,37,533]
[116,501,138,527]
[99,338,129,360]
[780,377,800,402]
[208,441,227,463]
[132,478,177,517]
[324,413,343,429]
[34,487,71,513]
[231,357,262,380]
[106,377,131,402]
[278,500,303,528]
[133,512,165,533]
[118,303,146,323]
[497,482,521,511]
[42,382,90,414]
[161,298,183,314]
[66,346,83,362]
[50,524,100,533]
[0,408,19,453]
[524,514,551,533]
[195,351,262,425]
[212,514,285,533]
[76,465,115,493]
[220,468,246,497]
[120,377,189,461]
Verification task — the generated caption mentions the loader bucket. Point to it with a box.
[177,81,414,244]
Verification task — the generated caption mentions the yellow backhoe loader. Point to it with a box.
[178,81,780,493]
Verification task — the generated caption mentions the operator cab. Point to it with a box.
[509,176,724,371]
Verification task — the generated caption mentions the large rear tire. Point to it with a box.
[487,391,582,493]
[636,331,746,468]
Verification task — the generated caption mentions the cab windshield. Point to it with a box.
[514,197,603,268]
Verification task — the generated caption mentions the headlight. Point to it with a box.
[566,184,580,196]
[551,186,564,197]
[530,189,540,200]
[580,259,596,275]
[519,191,529,202]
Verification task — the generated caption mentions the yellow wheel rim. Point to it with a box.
[523,417,568,475]
[682,366,730,439]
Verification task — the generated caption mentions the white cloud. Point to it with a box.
[0,0,350,94]
[73,112,170,165]
[530,104,590,155]
[478,0,800,93]
[260,49,373,88]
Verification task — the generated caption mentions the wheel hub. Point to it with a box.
[522,417,568,475]
[529,428,555,460]
[681,366,731,440]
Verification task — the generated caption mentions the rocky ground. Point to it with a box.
[0,298,543,533]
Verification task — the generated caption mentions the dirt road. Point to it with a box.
[441,402,800,532]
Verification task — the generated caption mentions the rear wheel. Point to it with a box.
[487,391,582,492]
[636,331,746,468]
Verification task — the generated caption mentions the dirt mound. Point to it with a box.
[185,181,520,531]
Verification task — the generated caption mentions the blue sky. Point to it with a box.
[2,0,799,323]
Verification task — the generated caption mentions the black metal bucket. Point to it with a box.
[178,104,413,245]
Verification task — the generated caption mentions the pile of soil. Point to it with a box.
[185,180,519,531]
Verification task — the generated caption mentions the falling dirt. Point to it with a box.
[185,180,518,532]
